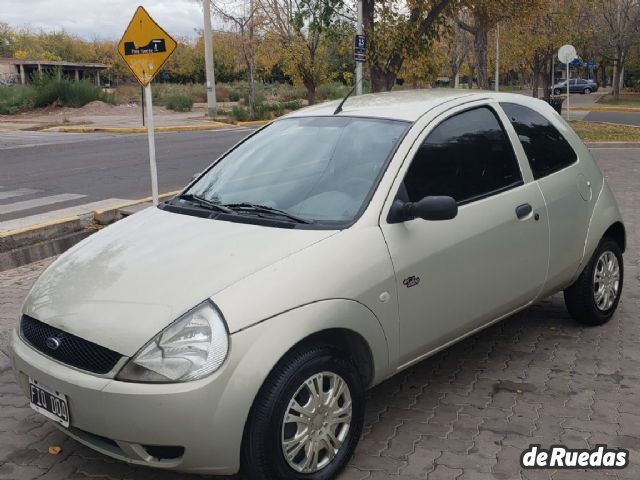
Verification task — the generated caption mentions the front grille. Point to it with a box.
[20,315,122,374]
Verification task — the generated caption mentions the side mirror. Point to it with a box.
[389,196,458,223]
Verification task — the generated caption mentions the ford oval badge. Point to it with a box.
[45,337,61,351]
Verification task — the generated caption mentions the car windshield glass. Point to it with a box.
[186,116,409,225]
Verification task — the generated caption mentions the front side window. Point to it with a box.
[400,107,523,205]
[501,103,577,179]
[185,116,409,226]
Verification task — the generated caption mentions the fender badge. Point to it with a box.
[403,276,421,288]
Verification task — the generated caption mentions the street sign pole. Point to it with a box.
[494,23,500,92]
[144,82,159,206]
[355,0,363,96]
[558,45,577,121]
[118,6,176,207]
[566,62,570,119]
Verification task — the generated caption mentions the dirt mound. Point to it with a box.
[76,100,116,114]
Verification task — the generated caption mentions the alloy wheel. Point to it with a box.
[281,371,352,473]
[593,250,620,311]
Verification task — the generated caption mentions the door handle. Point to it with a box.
[515,203,533,219]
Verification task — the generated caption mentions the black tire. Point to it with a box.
[241,345,365,480]
[584,88,592,94]
[554,88,562,95]
[564,237,623,326]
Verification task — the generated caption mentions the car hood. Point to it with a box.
[22,207,337,356]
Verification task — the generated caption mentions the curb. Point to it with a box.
[43,123,232,134]
[93,190,181,224]
[236,120,271,127]
[0,190,181,272]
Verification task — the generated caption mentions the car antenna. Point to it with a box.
[333,86,357,115]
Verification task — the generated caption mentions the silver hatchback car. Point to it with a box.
[12,90,624,479]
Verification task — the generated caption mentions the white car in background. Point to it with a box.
[12,90,624,479]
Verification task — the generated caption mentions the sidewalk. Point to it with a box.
[0,102,267,133]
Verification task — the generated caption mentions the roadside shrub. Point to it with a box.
[280,99,303,111]
[0,86,33,114]
[229,89,240,102]
[231,106,249,122]
[31,77,108,108]
[319,82,349,100]
[165,94,194,112]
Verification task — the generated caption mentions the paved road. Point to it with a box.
[585,110,640,127]
[0,147,639,479]
[0,129,254,227]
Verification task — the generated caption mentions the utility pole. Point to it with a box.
[494,23,499,92]
[203,0,217,117]
[355,0,363,96]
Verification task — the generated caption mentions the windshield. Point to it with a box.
[185,116,409,226]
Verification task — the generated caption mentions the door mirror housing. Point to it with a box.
[389,196,458,223]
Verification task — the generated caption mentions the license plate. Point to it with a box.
[28,378,70,428]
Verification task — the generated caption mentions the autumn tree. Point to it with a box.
[444,20,472,87]
[598,0,640,98]
[213,0,260,116]
[258,0,342,103]
[456,0,541,89]
[362,0,456,92]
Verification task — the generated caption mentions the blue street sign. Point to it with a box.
[354,34,366,63]
[585,60,598,68]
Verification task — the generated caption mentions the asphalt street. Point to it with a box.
[0,128,255,223]
[585,110,640,127]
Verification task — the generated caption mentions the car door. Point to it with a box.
[380,104,550,366]
[500,102,593,291]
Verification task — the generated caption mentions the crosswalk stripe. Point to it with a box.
[0,188,40,201]
[0,193,86,215]
[0,198,131,233]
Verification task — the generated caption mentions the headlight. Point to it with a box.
[116,301,229,383]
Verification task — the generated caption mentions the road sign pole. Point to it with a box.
[141,86,145,127]
[494,23,499,92]
[566,62,570,119]
[144,83,159,206]
[355,0,363,96]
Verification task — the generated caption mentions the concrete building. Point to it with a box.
[0,58,107,86]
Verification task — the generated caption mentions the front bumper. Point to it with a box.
[11,327,260,475]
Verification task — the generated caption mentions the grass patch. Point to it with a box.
[165,94,193,112]
[0,86,33,114]
[0,77,113,113]
[598,93,640,106]
[32,78,112,108]
[570,121,640,142]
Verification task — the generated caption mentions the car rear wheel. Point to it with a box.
[564,237,623,326]
[241,345,365,480]
[584,88,592,94]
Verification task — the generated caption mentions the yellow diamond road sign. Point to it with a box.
[117,6,177,87]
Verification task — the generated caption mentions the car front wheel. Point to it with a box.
[241,345,365,479]
[564,237,623,326]
[584,88,592,94]
[554,88,562,95]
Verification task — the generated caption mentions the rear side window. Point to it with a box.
[402,106,522,205]
[501,103,577,179]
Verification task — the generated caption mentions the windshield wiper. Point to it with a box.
[177,193,234,214]
[223,202,314,224]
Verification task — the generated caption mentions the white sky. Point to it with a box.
[1,0,206,40]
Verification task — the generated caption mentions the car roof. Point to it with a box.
[284,89,554,122]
